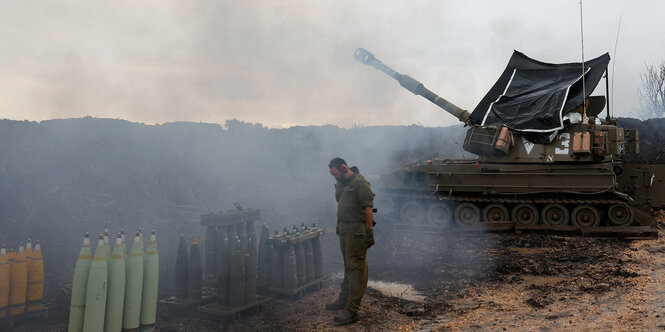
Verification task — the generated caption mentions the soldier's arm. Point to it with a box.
[356,179,375,231]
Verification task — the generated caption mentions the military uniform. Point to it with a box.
[334,173,374,316]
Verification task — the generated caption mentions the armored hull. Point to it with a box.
[355,48,665,230]
[380,157,665,228]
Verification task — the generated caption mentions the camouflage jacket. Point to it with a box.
[334,173,374,226]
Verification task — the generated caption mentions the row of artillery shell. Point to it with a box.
[68,230,158,332]
[174,236,204,301]
[0,241,44,318]
[261,224,323,290]
[215,228,258,308]
[204,221,256,283]
[202,208,260,283]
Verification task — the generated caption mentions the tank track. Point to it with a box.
[387,192,624,206]
[382,191,655,228]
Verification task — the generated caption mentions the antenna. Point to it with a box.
[611,15,622,118]
[579,0,588,124]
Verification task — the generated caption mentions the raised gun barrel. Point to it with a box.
[354,48,471,125]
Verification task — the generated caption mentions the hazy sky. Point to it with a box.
[1,1,664,128]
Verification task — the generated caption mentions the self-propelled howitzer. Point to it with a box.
[355,48,665,230]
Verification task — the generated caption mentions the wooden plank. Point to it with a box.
[198,295,270,319]
[269,229,325,246]
[269,278,324,297]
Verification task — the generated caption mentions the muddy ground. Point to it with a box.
[12,216,665,331]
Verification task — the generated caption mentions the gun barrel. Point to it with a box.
[354,48,470,124]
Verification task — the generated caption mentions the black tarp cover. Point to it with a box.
[470,51,610,136]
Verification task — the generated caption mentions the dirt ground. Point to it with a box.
[9,217,665,331]
[180,219,665,332]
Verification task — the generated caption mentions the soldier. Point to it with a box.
[326,157,374,325]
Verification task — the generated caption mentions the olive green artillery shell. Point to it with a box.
[83,238,108,332]
[67,235,92,332]
[123,235,144,330]
[228,237,245,307]
[204,226,217,282]
[140,232,159,328]
[312,237,323,279]
[294,242,306,286]
[187,242,202,300]
[175,237,188,300]
[257,225,271,286]
[104,237,125,332]
[245,234,257,304]
[216,235,230,306]
[270,245,283,288]
[303,240,315,283]
[281,245,298,290]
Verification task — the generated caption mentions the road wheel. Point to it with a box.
[512,204,539,225]
[571,205,601,227]
[426,202,452,228]
[455,202,481,225]
[400,200,425,224]
[541,204,569,225]
[608,204,633,226]
[482,204,509,222]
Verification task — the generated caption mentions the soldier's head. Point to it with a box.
[329,157,351,181]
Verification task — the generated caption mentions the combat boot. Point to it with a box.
[333,310,358,325]
[325,298,346,310]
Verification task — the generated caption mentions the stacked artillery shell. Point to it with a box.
[68,234,92,332]
[23,242,33,309]
[6,248,16,316]
[257,224,271,287]
[281,238,298,290]
[27,240,44,312]
[187,238,203,299]
[294,241,306,287]
[103,230,110,262]
[228,235,245,307]
[0,245,8,318]
[140,231,159,332]
[267,224,325,291]
[204,225,217,283]
[9,243,27,316]
[245,232,257,304]
[105,234,125,332]
[83,236,108,332]
[312,235,323,279]
[175,236,188,300]
[269,233,283,288]
[123,232,144,331]
[120,230,127,258]
[200,207,265,308]
[245,219,257,303]
[216,233,230,306]
[303,239,315,283]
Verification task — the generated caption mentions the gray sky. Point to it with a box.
[1,1,664,128]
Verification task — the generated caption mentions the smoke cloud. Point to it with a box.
[1,1,665,126]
